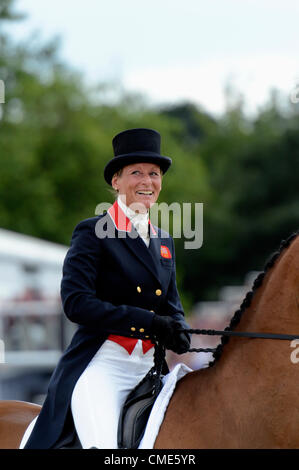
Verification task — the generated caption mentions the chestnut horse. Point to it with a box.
[156,231,299,448]
[1,231,299,449]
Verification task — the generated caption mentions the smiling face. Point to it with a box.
[111,162,162,212]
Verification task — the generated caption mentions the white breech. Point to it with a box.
[70,339,155,449]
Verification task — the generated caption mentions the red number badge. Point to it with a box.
[160,245,172,259]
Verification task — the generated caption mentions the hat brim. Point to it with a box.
[104,151,172,185]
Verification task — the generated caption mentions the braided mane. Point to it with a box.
[209,230,299,367]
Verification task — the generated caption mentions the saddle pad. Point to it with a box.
[138,363,192,449]
[19,416,38,448]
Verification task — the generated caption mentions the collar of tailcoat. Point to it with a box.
[107,200,157,236]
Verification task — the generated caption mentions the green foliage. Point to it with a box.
[1,4,299,312]
[0,0,24,23]
[177,98,299,302]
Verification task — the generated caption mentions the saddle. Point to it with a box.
[117,344,165,449]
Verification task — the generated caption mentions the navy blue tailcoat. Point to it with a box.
[24,200,188,448]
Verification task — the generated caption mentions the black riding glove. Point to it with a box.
[172,317,191,354]
[172,330,191,354]
[151,315,191,354]
[151,315,178,350]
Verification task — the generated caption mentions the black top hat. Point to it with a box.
[104,128,172,185]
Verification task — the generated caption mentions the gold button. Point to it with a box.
[131,327,136,332]
[137,286,142,293]
[139,328,145,333]
[155,289,162,296]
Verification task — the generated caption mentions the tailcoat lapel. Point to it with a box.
[148,227,162,268]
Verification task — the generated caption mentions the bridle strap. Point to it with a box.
[178,328,299,353]
[181,328,299,341]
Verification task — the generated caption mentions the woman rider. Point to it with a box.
[22,127,190,449]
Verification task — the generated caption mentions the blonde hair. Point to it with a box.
[110,168,123,199]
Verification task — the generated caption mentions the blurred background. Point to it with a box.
[0,0,299,404]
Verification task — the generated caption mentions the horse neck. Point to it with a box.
[157,234,299,448]
[208,234,299,444]
[224,233,299,343]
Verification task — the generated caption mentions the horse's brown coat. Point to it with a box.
[155,233,299,448]
[0,401,40,448]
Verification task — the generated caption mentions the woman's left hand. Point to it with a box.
[171,330,191,354]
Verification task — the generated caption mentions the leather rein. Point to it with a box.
[179,328,299,353]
